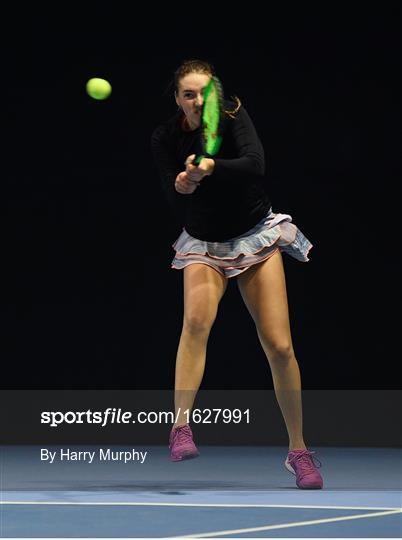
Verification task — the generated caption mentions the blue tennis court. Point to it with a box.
[1,445,401,537]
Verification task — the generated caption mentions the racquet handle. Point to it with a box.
[193,154,204,166]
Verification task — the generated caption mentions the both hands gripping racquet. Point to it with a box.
[193,76,224,166]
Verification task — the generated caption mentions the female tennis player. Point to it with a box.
[151,59,323,489]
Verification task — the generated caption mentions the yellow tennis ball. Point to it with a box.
[86,78,112,100]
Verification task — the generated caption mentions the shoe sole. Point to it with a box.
[285,457,295,475]
[171,451,200,462]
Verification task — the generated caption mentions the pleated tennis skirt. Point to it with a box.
[171,207,313,278]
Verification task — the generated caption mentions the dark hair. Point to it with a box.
[173,58,241,118]
[174,59,215,93]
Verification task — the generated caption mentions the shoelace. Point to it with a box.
[289,450,322,480]
[171,425,192,446]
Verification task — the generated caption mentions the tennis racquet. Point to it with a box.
[193,76,224,165]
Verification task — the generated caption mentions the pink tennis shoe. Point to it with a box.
[169,424,200,462]
[169,426,323,489]
[285,449,324,489]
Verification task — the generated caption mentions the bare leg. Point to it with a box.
[237,250,306,450]
[174,264,227,426]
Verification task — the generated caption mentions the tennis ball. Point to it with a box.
[86,78,112,100]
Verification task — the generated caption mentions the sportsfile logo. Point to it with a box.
[41,408,251,427]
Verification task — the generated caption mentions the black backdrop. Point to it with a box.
[3,5,400,389]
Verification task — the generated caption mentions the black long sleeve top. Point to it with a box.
[151,102,271,242]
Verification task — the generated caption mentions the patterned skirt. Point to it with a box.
[171,208,313,278]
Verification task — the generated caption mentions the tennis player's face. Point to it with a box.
[176,72,211,130]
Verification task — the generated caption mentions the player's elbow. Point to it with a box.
[246,153,265,175]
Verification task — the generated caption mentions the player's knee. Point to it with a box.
[266,340,294,362]
[183,311,216,335]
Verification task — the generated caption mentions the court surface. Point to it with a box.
[1,446,401,537]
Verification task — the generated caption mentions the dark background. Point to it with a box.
[2,5,400,389]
